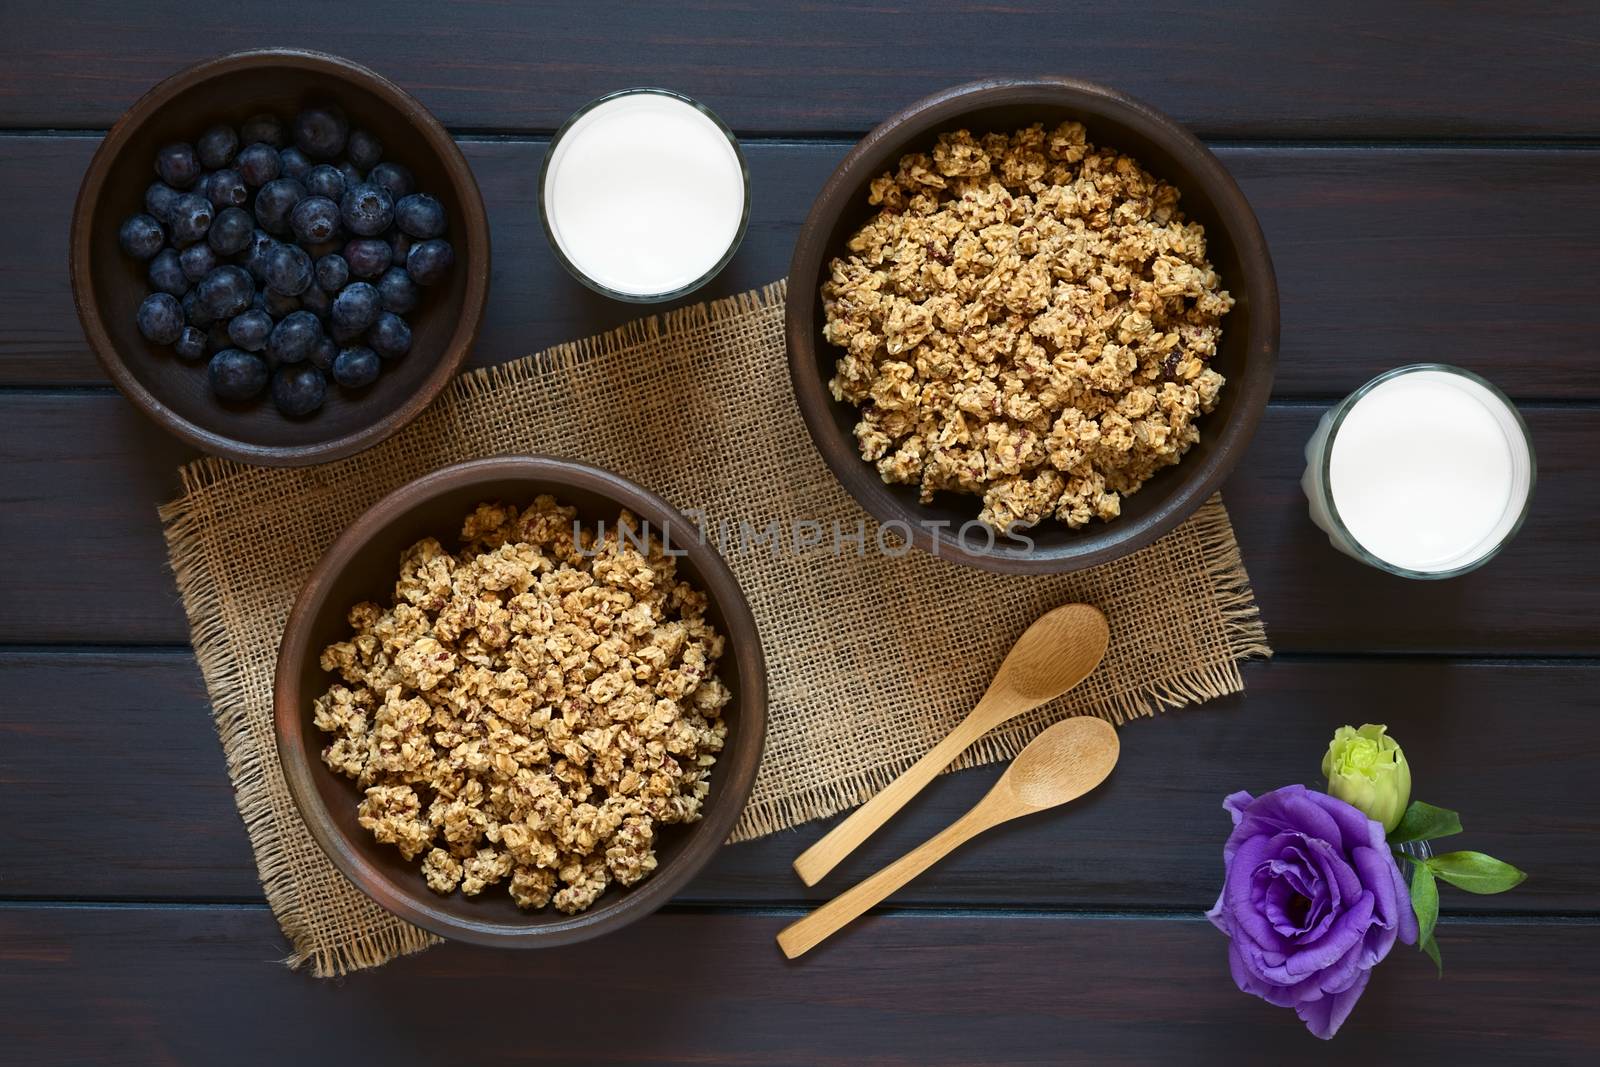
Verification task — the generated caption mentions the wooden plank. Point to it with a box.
[0,2,1596,138]
[6,136,1599,398]
[4,652,1591,914]
[1,904,1595,1065]
[0,395,1590,652]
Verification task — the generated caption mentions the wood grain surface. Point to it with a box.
[0,396,1590,652]
[3,3,1598,1062]
[4,655,1592,913]
[2,1,1597,138]
[2,905,1595,1066]
[6,138,1598,398]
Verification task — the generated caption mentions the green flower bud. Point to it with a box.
[1322,724,1411,833]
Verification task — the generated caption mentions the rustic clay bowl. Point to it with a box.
[71,48,490,466]
[274,456,767,947]
[787,77,1279,573]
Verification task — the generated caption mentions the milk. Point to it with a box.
[1302,366,1533,576]
[541,90,747,300]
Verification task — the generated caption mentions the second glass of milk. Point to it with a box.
[1302,364,1535,579]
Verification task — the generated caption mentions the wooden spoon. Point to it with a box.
[777,715,1120,959]
[792,603,1109,886]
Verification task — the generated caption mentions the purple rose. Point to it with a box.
[1206,785,1417,1039]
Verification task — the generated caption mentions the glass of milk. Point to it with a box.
[539,88,750,302]
[1302,364,1535,579]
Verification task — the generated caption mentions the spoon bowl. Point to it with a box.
[1000,716,1120,811]
[986,603,1112,704]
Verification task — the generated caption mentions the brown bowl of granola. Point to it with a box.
[273,455,766,947]
[788,78,1278,573]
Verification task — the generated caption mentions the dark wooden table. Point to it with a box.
[3,3,1598,1063]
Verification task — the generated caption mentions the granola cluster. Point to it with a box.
[822,123,1233,531]
[313,498,730,915]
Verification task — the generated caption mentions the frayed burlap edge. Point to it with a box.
[727,495,1271,841]
[161,496,443,976]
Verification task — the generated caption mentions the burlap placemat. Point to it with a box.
[161,279,1268,977]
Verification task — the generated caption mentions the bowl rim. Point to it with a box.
[69,47,491,467]
[785,76,1280,574]
[273,455,767,947]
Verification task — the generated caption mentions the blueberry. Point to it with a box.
[197,264,254,319]
[345,128,383,170]
[376,266,419,313]
[367,161,414,200]
[178,243,216,283]
[235,143,281,187]
[332,345,381,388]
[118,214,165,260]
[240,114,284,148]
[310,335,338,371]
[339,183,393,237]
[263,243,314,296]
[240,230,278,281]
[367,311,412,361]
[144,182,181,224]
[292,106,349,160]
[207,206,254,256]
[406,239,454,286]
[298,282,331,319]
[166,193,212,246]
[254,178,307,235]
[203,168,248,209]
[289,195,341,244]
[314,253,349,292]
[174,325,208,362]
[272,363,327,416]
[154,143,201,189]
[209,349,269,400]
[136,292,184,344]
[343,237,392,278]
[267,310,322,364]
[181,289,214,328]
[331,281,380,333]
[258,286,301,319]
[303,163,346,202]
[389,230,413,264]
[147,248,188,296]
[278,146,313,180]
[227,309,274,352]
[336,160,365,186]
[196,125,239,170]
[393,193,446,239]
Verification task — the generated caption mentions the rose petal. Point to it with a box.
[1306,789,1386,854]
[1296,969,1372,1040]
[1276,891,1375,980]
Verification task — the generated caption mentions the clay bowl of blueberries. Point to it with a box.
[70,48,490,466]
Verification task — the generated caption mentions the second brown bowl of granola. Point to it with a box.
[788,78,1278,573]
[274,456,766,948]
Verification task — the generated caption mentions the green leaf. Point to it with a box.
[1426,851,1529,894]
[1420,932,1443,976]
[1407,856,1440,947]
[1389,801,1463,844]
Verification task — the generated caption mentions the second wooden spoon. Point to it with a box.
[777,714,1121,959]
[793,602,1109,886]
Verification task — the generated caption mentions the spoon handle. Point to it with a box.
[777,801,1005,959]
[792,708,995,886]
